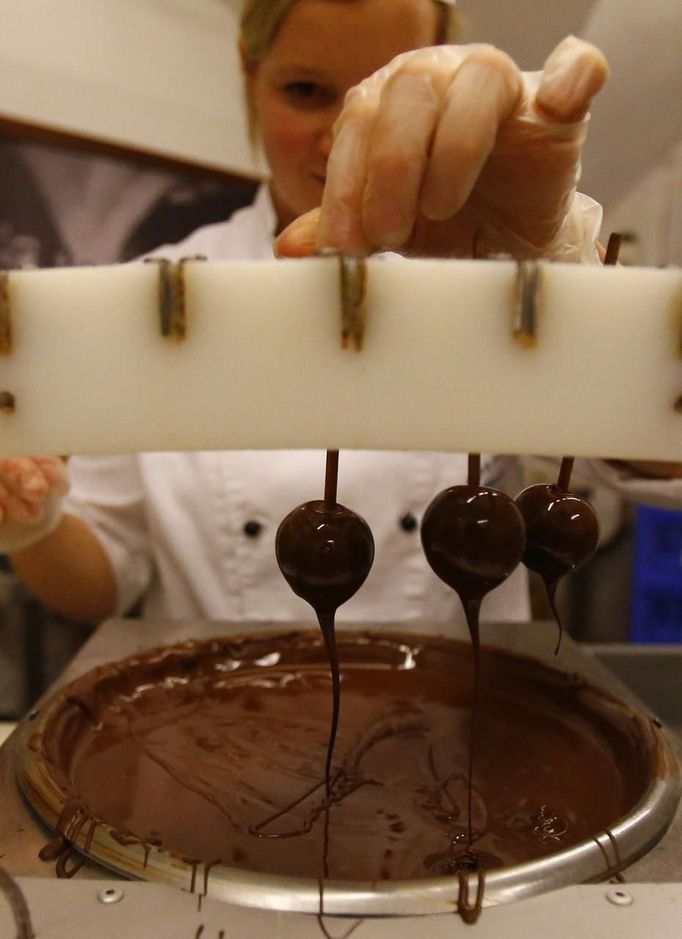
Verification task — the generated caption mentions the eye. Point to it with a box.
[285,81,317,99]
[283,82,335,109]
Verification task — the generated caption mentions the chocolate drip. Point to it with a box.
[38,798,92,878]
[275,452,374,791]
[276,451,374,924]
[592,828,625,883]
[456,868,486,925]
[316,901,363,939]
[55,850,86,879]
[318,612,340,794]
[420,455,526,921]
[0,865,35,939]
[201,860,222,905]
[188,859,199,894]
[464,597,481,851]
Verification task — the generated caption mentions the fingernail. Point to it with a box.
[538,39,607,122]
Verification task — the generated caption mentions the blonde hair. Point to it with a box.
[240,0,460,142]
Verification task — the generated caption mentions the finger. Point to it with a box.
[0,458,49,501]
[420,48,523,222]
[0,458,34,488]
[535,36,609,123]
[315,87,378,253]
[361,63,448,249]
[2,491,43,524]
[275,208,321,258]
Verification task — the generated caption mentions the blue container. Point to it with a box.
[631,505,682,643]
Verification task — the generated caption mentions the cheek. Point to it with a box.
[259,105,317,168]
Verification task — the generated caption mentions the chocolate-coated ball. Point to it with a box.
[276,500,374,614]
[421,486,526,599]
[515,485,599,582]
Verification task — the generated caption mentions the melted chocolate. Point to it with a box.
[275,494,374,791]
[276,453,374,933]
[35,632,652,886]
[593,828,625,883]
[0,866,34,939]
[419,459,526,917]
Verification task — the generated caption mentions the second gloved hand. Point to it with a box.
[0,457,69,553]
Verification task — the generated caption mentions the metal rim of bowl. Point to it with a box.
[13,634,682,917]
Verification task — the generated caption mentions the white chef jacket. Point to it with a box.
[65,186,532,626]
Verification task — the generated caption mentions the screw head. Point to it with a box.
[606,888,633,907]
[98,887,124,905]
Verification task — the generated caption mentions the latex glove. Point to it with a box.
[276,37,608,261]
[0,457,69,553]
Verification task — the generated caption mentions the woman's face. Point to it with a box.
[244,0,439,231]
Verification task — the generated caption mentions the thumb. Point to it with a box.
[274,208,321,258]
[535,36,609,123]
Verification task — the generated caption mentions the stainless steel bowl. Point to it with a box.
[14,628,681,916]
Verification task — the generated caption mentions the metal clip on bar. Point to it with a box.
[339,254,368,351]
[654,251,682,413]
[676,261,682,412]
[0,270,11,356]
[514,260,541,347]
[0,390,15,414]
[677,276,682,362]
[317,249,368,351]
[0,270,15,412]
[144,256,205,340]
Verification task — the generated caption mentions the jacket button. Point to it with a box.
[243,520,263,538]
[399,512,418,533]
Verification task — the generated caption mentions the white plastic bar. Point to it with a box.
[0,258,680,460]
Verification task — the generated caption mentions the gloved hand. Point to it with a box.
[0,457,69,553]
[276,36,608,261]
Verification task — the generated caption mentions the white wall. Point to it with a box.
[458,0,682,264]
[600,140,682,268]
[578,0,682,264]
[0,0,258,177]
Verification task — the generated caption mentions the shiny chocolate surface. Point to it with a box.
[30,632,656,883]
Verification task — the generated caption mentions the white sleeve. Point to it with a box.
[579,459,682,511]
[63,454,153,614]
